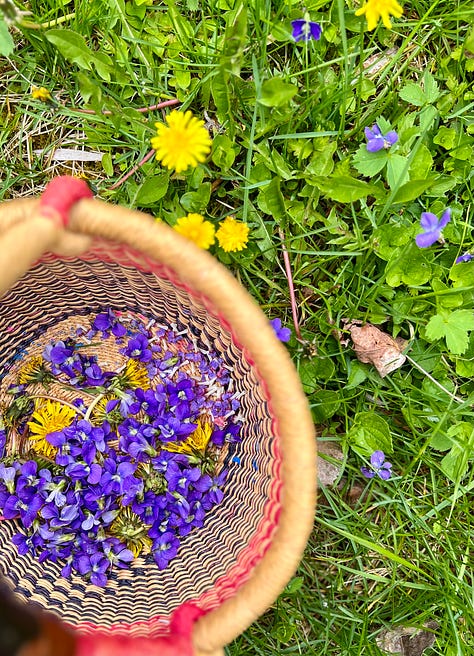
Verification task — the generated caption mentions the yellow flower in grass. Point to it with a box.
[31,86,52,102]
[151,110,212,174]
[216,216,249,252]
[174,213,215,250]
[355,0,403,30]
[27,400,76,459]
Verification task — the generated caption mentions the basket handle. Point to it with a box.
[0,178,93,298]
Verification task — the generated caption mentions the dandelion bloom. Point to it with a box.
[415,208,451,248]
[355,0,403,31]
[174,213,216,250]
[27,400,76,459]
[365,124,398,152]
[31,86,52,102]
[151,110,212,174]
[216,216,249,253]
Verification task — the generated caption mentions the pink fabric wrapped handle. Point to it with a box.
[75,604,203,656]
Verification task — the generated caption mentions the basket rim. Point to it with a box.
[0,196,317,653]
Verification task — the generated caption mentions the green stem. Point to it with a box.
[84,392,106,422]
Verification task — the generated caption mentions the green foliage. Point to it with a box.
[425,309,474,355]
[0,14,14,56]
[4,0,474,652]
[346,412,393,458]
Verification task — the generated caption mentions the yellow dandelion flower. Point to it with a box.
[31,86,53,102]
[27,400,76,459]
[123,360,150,389]
[163,417,212,455]
[110,506,152,558]
[90,394,118,426]
[151,110,212,174]
[216,216,250,253]
[174,213,216,250]
[355,0,403,30]
[18,356,46,385]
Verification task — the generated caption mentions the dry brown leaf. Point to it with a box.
[345,320,407,378]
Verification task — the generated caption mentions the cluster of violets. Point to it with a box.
[288,5,470,264]
[0,310,242,587]
[363,125,472,261]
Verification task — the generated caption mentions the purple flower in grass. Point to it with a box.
[270,318,291,343]
[415,208,451,248]
[291,17,322,42]
[361,450,392,480]
[365,124,398,152]
[152,532,180,570]
[455,252,473,264]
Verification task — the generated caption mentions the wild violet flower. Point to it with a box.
[455,252,473,264]
[415,208,451,248]
[365,124,398,152]
[361,450,392,480]
[291,15,322,42]
[270,318,292,343]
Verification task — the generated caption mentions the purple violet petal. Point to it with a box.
[419,212,439,231]
[438,208,451,229]
[384,131,398,145]
[370,450,386,468]
[416,230,439,248]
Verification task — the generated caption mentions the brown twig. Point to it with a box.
[278,228,302,340]
[108,148,156,190]
[71,98,180,116]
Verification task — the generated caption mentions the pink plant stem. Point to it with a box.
[108,148,156,190]
[278,228,302,340]
[73,98,180,116]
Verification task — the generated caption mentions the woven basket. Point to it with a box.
[0,179,316,656]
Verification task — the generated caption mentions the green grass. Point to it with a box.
[1,0,474,653]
